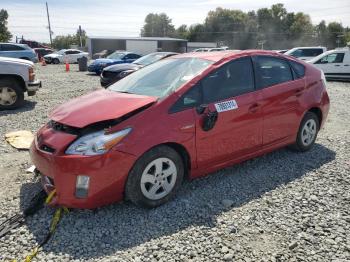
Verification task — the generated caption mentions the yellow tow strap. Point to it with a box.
[11,190,69,262]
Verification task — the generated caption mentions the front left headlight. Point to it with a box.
[65,128,132,155]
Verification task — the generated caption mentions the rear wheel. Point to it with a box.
[0,78,24,110]
[125,146,184,208]
[291,112,319,152]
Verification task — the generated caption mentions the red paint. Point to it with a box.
[30,50,330,209]
[50,89,157,128]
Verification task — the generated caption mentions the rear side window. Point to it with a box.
[254,56,293,89]
[202,56,255,103]
[290,60,305,79]
[1,44,25,51]
[302,49,324,57]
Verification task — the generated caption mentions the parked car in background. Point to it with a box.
[30,50,329,209]
[285,47,327,61]
[0,56,41,110]
[100,52,178,87]
[92,49,114,59]
[0,43,38,63]
[88,51,142,74]
[309,47,350,81]
[275,49,288,54]
[34,48,54,60]
[43,49,89,64]
[193,47,228,52]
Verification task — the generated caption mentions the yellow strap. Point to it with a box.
[24,247,38,262]
[45,189,57,205]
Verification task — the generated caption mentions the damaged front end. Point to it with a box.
[30,92,156,209]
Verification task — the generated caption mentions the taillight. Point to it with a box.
[29,67,35,82]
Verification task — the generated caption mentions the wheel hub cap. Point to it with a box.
[140,157,177,200]
[0,87,17,106]
[301,119,317,146]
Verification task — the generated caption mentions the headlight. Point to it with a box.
[65,128,132,155]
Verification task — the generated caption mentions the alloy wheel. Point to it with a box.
[0,87,17,106]
[301,119,317,147]
[140,157,177,200]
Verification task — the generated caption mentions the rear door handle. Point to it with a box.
[334,65,341,67]
[344,64,349,66]
[248,103,260,113]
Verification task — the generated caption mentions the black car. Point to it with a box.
[100,52,178,87]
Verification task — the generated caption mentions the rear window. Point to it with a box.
[1,44,25,51]
[291,48,323,58]
[290,60,305,79]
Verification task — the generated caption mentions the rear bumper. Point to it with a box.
[29,139,137,209]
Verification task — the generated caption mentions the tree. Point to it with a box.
[52,27,87,49]
[175,24,188,39]
[141,13,175,37]
[0,9,12,42]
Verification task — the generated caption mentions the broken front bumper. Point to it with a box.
[29,133,137,209]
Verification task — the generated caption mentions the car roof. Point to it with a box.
[174,50,285,62]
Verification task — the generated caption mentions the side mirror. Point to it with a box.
[202,110,218,131]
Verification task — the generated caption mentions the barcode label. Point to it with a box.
[215,100,238,112]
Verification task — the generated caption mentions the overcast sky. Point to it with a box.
[3,0,350,42]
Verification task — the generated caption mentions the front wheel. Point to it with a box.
[53,58,60,64]
[125,146,184,208]
[0,78,24,110]
[291,111,319,152]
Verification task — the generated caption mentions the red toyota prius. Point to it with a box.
[30,50,330,209]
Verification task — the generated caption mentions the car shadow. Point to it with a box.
[19,143,335,259]
[0,100,37,116]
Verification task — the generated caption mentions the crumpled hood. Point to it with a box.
[104,63,140,72]
[93,58,120,64]
[50,89,157,128]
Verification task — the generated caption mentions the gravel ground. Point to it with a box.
[0,64,349,262]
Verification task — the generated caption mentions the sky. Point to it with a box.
[2,0,350,43]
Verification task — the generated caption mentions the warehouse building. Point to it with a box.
[87,36,188,56]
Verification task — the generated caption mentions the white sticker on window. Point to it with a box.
[215,100,238,112]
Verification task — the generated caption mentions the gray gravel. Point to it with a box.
[0,64,349,261]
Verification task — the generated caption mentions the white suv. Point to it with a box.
[285,47,327,61]
[0,57,41,110]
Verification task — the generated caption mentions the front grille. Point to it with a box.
[103,71,119,78]
[40,144,55,153]
[48,120,80,135]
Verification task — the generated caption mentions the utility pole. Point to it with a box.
[46,2,53,46]
[78,25,82,47]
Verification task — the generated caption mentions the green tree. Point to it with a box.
[175,24,188,39]
[141,13,175,37]
[0,9,12,42]
[52,27,87,49]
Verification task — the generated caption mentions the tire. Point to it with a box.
[291,111,319,152]
[53,58,60,64]
[0,78,24,110]
[125,145,184,208]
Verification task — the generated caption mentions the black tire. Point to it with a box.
[125,145,184,208]
[0,78,24,110]
[290,111,319,152]
[53,58,60,64]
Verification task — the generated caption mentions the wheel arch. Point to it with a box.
[307,107,323,128]
[0,75,26,91]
